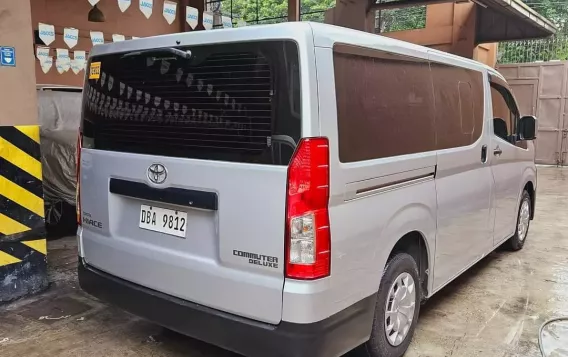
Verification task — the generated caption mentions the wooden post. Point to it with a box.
[179,0,189,32]
[288,0,300,21]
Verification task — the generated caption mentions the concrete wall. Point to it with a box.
[31,0,183,87]
[474,43,497,68]
[0,0,38,125]
[381,4,456,51]
[382,3,497,68]
[383,3,480,59]
[498,61,568,164]
[325,2,498,68]
[324,0,374,33]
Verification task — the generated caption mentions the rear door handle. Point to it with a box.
[494,146,502,156]
[481,145,488,163]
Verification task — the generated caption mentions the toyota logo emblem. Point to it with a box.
[148,164,167,184]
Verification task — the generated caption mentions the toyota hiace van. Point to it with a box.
[78,22,537,357]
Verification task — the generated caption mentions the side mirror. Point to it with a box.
[519,116,537,140]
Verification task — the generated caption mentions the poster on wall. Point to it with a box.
[203,12,213,30]
[74,50,87,69]
[36,46,50,61]
[71,60,82,75]
[139,0,153,19]
[118,0,131,12]
[112,34,126,42]
[90,31,105,46]
[63,27,79,48]
[185,6,198,29]
[222,16,232,28]
[56,48,71,72]
[163,1,177,24]
[56,61,65,74]
[41,57,53,74]
[38,23,55,46]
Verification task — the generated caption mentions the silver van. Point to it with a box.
[77,22,537,357]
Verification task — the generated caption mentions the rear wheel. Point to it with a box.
[506,190,531,251]
[45,200,78,240]
[361,253,421,357]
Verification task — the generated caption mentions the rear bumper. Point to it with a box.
[78,259,375,357]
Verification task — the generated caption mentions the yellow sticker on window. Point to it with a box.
[89,62,101,79]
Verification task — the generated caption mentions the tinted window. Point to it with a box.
[490,82,525,148]
[82,41,301,166]
[334,45,436,163]
[430,63,484,150]
[491,85,513,141]
[334,45,485,162]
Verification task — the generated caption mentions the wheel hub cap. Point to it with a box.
[518,199,530,241]
[384,272,416,346]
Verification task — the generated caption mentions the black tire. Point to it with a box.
[360,253,421,357]
[45,201,78,240]
[506,190,531,251]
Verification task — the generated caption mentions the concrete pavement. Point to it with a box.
[1,167,568,357]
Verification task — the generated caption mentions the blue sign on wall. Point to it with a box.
[0,46,16,67]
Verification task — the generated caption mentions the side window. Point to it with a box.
[490,83,520,144]
[430,63,484,150]
[333,45,436,163]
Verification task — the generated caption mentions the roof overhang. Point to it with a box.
[370,0,557,43]
[475,0,557,43]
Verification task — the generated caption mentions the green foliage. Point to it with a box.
[499,35,568,63]
[300,0,336,21]
[376,6,426,33]
[221,0,568,64]
[225,0,335,23]
[227,0,287,23]
[527,0,568,32]
[499,1,568,64]
[224,0,424,28]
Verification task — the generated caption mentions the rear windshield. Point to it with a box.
[82,41,301,166]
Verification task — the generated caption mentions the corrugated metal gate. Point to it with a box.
[498,62,568,165]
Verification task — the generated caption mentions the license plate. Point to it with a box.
[139,205,187,238]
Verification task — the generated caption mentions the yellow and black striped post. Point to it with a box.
[0,125,48,302]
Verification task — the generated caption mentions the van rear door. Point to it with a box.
[79,39,306,324]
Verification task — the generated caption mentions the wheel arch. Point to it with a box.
[523,180,536,220]
[519,166,536,220]
[388,230,432,301]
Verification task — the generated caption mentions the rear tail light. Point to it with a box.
[285,137,331,280]
[76,133,82,225]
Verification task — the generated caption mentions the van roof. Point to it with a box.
[89,22,316,57]
[90,22,500,78]
[307,22,498,75]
